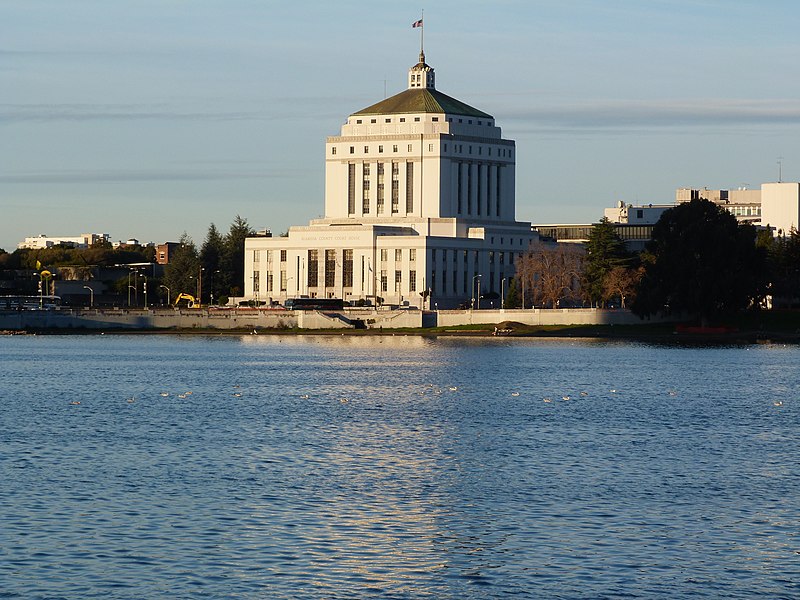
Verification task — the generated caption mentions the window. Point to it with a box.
[356,119,362,124]
[325,249,335,288]
[406,161,414,213]
[364,146,369,153]
[637,209,644,219]
[331,147,337,155]
[414,117,420,122]
[378,145,383,153]
[266,250,273,262]
[349,146,354,154]
[280,250,287,262]
[380,270,388,292]
[343,249,353,288]
[428,144,434,152]
[400,117,406,122]
[362,163,370,213]
[380,248,388,262]
[376,162,385,214]
[409,270,416,292]
[308,249,318,288]
[253,250,260,262]
[432,117,439,122]
[391,162,399,213]
[432,249,437,263]
[393,145,398,152]
[395,249,402,262]
[280,270,287,292]
[253,271,259,293]
[408,144,412,152]
[409,249,416,261]
[348,163,356,214]
[266,273,273,292]
[370,119,376,124]
[395,270,402,292]
[444,144,447,152]
[385,118,391,123]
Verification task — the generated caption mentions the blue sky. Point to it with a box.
[3,0,800,250]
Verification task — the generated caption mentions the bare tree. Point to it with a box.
[517,243,585,308]
[602,266,643,308]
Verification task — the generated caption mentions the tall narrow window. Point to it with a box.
[496,166,502,217]
[457,162,463,214]
[377,163,385,214]
[253,271,260,293]
[406,162,414,213]
[347,163,356,214]
[308,250,319,289]
[394,270,402,292]
[409,270,417,292]
[362,163,370,214]
[391,161,399,213]
[325,250,336,288]
[280,270,287,292]
[343,249,353,288]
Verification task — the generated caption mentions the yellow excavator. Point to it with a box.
[173,293,200,308]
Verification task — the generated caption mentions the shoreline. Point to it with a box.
[4,323,799,345]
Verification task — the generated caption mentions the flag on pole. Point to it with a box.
[412,19,423,28]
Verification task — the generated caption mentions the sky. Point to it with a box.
[3,0,800,251]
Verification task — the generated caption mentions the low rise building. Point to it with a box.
[17,233,110,250]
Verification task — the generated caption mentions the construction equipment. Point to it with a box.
[173,293,200,308]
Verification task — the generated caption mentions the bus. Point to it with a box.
[284,298,345,311]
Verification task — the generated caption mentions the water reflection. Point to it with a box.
[1,335,799,597]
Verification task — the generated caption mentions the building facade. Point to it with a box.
[243,52,537,308]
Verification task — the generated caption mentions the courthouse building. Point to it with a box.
[243,51,537,308]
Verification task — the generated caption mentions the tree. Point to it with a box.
[200,223,225,303]
[584,217,631,307]
[764,227,800,307]
[602,266,642,308]
[504,277,521,308]
[220,215,254,298]
[517,243,585,308]
[631,199,767,324]
[161,233,200,303]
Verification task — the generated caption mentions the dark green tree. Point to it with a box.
[220,215,254,298]
[200,223,225,304]
[583,217,631,306]
[631,199,767,324]
[161,233,200,303]
[765,227,800,307]
[504,277,521,308]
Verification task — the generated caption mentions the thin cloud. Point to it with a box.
[0,168,308,185]
[0,104,268,124]
[502,99,800,131]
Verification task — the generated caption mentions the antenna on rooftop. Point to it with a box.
[778,156,784,183]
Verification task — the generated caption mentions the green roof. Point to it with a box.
[353,88,492,119]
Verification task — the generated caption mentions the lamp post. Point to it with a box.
[501,277,506,310]
[198,266,204,305]
[209,270,219,306]
[159,284,171,305]
[472,274,482,310]
[83,285,94,308]
[127,270,132,306]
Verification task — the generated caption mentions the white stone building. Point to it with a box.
[243,52,537,308]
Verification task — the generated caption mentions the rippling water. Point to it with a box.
[1,334,799,598]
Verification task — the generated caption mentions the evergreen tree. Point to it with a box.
[221,215,254,298]
[583,217,630,307]
[631,199,767,324]
[504,277,521,308]
[200,223,225,304]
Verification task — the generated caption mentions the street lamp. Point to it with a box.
[82,285,94,308]
[501,277,506,309]
[198,266,205,305]
[159,284,171,305]
[472,274,482,310]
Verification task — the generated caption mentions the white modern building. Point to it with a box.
[17,233,110,250]
[243,51,538,308]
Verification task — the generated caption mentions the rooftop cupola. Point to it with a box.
[408,51,435,89]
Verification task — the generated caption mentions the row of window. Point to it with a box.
[333,144,512,159]
[351,116,494,127]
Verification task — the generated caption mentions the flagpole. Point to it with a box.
[420,10,424,57]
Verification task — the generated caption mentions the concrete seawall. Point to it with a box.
[0,306,656,331]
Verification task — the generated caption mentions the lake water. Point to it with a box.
[1,334,799,599]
